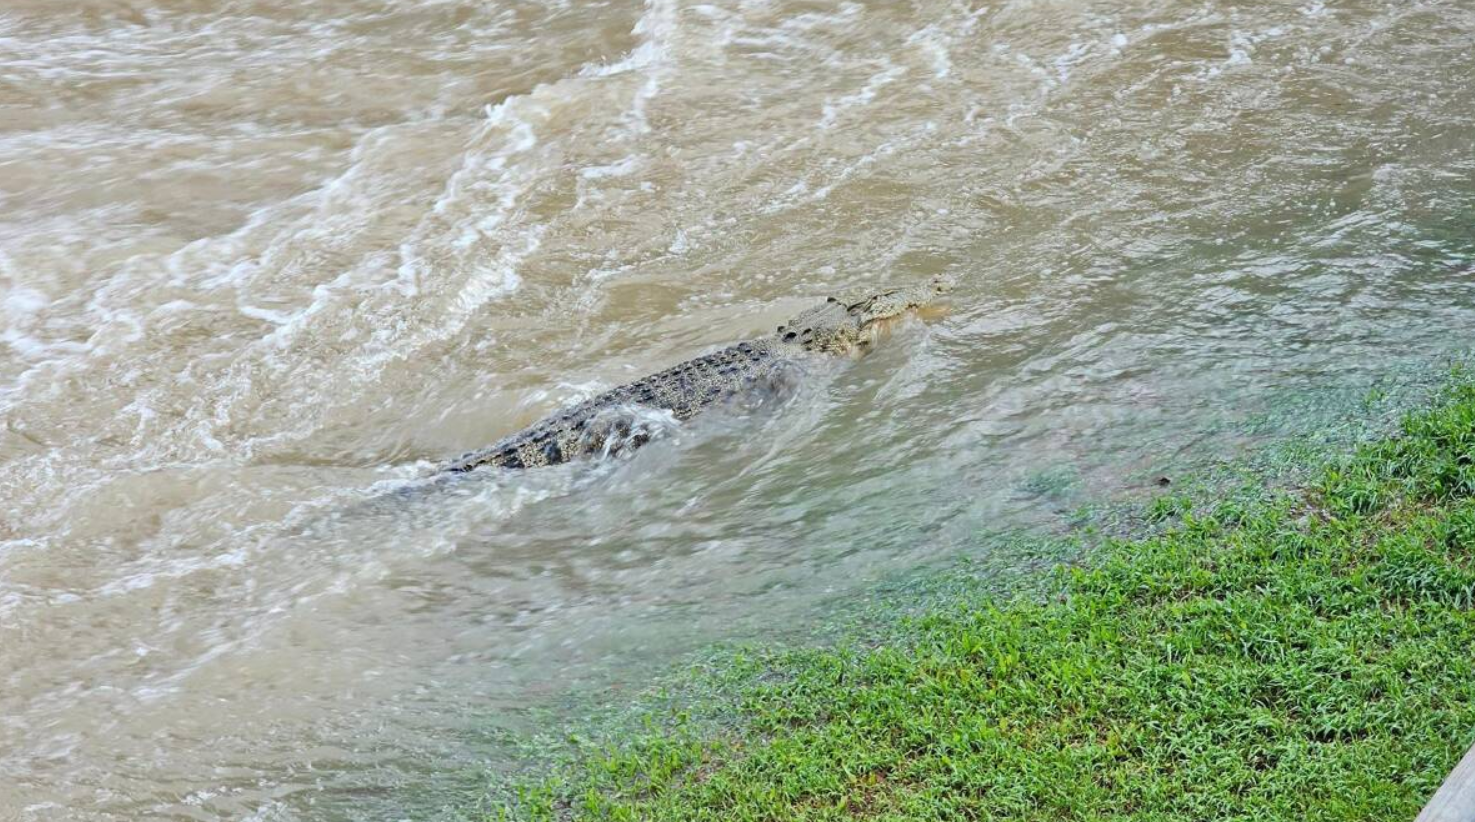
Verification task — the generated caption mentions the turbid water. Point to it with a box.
[2,0,1473,819]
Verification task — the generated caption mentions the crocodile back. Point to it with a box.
[443,338,784,471]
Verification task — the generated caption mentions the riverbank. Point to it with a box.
[490,372,1475,821]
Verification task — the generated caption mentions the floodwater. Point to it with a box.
[2,0,1473,818]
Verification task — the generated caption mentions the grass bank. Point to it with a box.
[491,374,1475,821]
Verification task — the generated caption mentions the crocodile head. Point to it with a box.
[775,274,955,354]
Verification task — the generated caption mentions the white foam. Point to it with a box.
[1227,31,1254,66]
[909,25,954,79]
[586,0,679,77]
[579,0,679,136]
[236,304,293,325]
[581,156,641,180]
[2,285,49,317]
[818,61,906,129]
[449,229,538,316]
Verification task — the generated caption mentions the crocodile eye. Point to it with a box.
[783,331,797,341]
[826,297,838,303]
[776,325,785,333]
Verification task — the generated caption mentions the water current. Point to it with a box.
[2,0,1474,818]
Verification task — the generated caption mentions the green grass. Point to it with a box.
[491,374,1475,821]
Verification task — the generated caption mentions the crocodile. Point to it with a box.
[442,275,954,472]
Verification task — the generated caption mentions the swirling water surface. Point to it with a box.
[2,0,1474,818]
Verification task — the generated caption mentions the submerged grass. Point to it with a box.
[490,372,1475,821]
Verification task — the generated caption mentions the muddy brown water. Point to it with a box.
[3,0,1474,818]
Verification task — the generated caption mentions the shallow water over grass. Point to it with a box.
[503,377,1475,821]
[2,0,1474,818]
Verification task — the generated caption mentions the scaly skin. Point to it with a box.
[443,275,953,472]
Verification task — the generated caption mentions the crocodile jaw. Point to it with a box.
[848,273,955,327]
